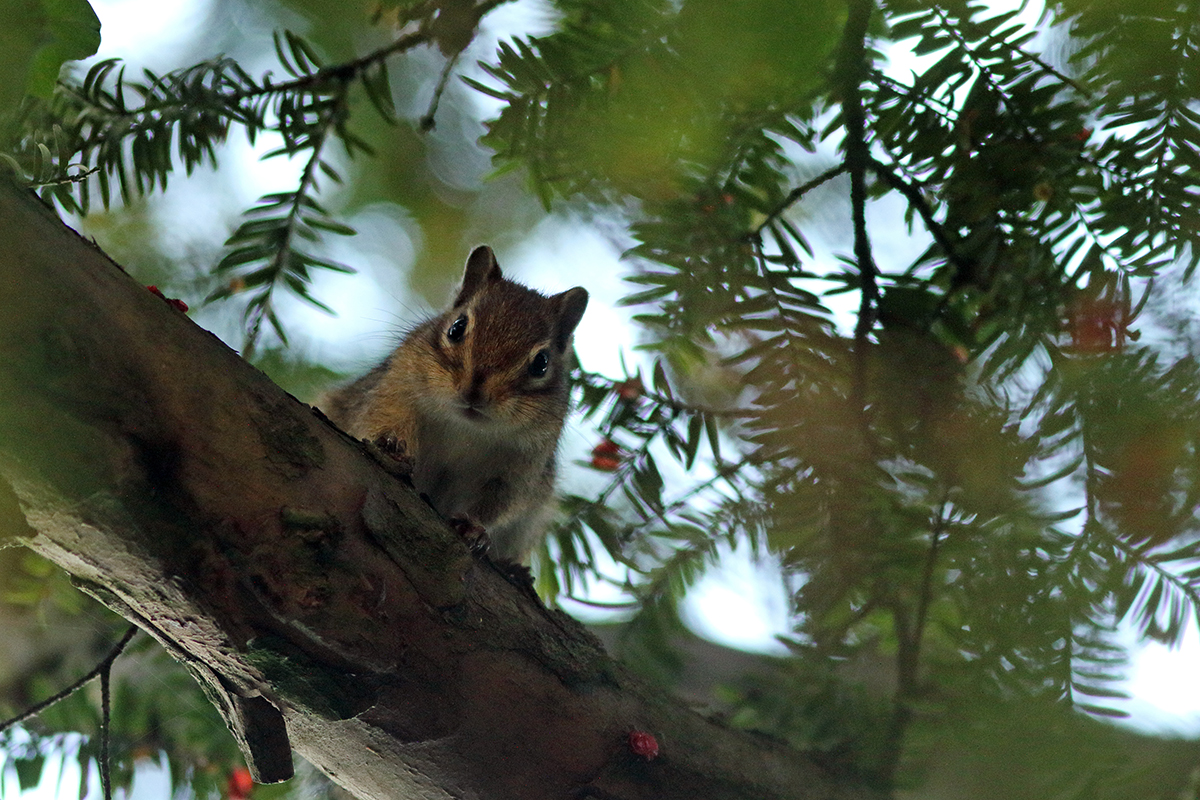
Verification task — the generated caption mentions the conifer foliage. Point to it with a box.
[4,0,1200,797]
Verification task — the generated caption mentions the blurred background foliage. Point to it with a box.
[4,0,1200,797]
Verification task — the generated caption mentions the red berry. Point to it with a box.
[592,438,621,457]
[628,730,659,760]
[147,285,189,313]
[227,767,253,799]
[591,439,622,471]
[616,378,644,401]
[591,455,621,471]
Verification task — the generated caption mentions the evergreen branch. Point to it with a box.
[575,367,739,424]
[559,437,684,548]
[73,27,428,143]
[1059,202,1145,281]
[614,444,686,539]
[241,95,344,358]
[559,369,752,585]
[1007,41,1091,97]
[562,453,752,588]
[0,626,138,734]
[956,7,1093,98]
[1099,526,1200,641]
[228,0,516,103]
[1064,404,1153,707]
[12,0,518,208]
[872,67,1109,277]
[1142,22,1197,242]
[637,533,719,602]
[260,28,432,99]
[872,71,958,122]
[747,237,830,401]
[416,0,516,131]
[928,4,1046,145]
[873,69,1126,187]
[664,459,752,513]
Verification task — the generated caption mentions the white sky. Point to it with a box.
[6,0,1200,796]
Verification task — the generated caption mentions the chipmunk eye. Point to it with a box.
[447,314,468,343]
[529,349,550,378]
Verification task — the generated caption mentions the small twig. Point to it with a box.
[750,164,849,237]
[0,625,138,733]
[419,50,464,132]
[925,3,1092,97]
[867,157,973,278]
[100,659,114,800]
[33,165,103,188]
[881,493,950,788]
[260,0,515,102]
[913,495,950,661]
[1006,41,1092,98]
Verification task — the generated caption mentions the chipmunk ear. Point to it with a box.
[553,287,588,351]
[455,245,502,305]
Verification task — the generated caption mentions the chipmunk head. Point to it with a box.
[429,246,587,430]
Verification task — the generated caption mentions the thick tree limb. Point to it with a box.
[0,178,882,800]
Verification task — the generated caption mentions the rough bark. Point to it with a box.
[0,178,883,800]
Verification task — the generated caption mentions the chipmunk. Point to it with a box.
[320,245,588,563]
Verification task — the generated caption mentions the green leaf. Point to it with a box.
[0,0,101,113]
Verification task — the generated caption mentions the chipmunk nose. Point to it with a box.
[463,370,488,409]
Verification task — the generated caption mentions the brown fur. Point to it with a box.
[320,246,587,562]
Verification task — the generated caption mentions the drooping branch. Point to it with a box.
[867,157,974,280]
[0,178,882,800]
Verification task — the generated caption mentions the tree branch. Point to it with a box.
[838,0,878,350]
[836,0,880,465]
[867,157,974,279]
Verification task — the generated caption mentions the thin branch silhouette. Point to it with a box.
[0,625,138,734]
